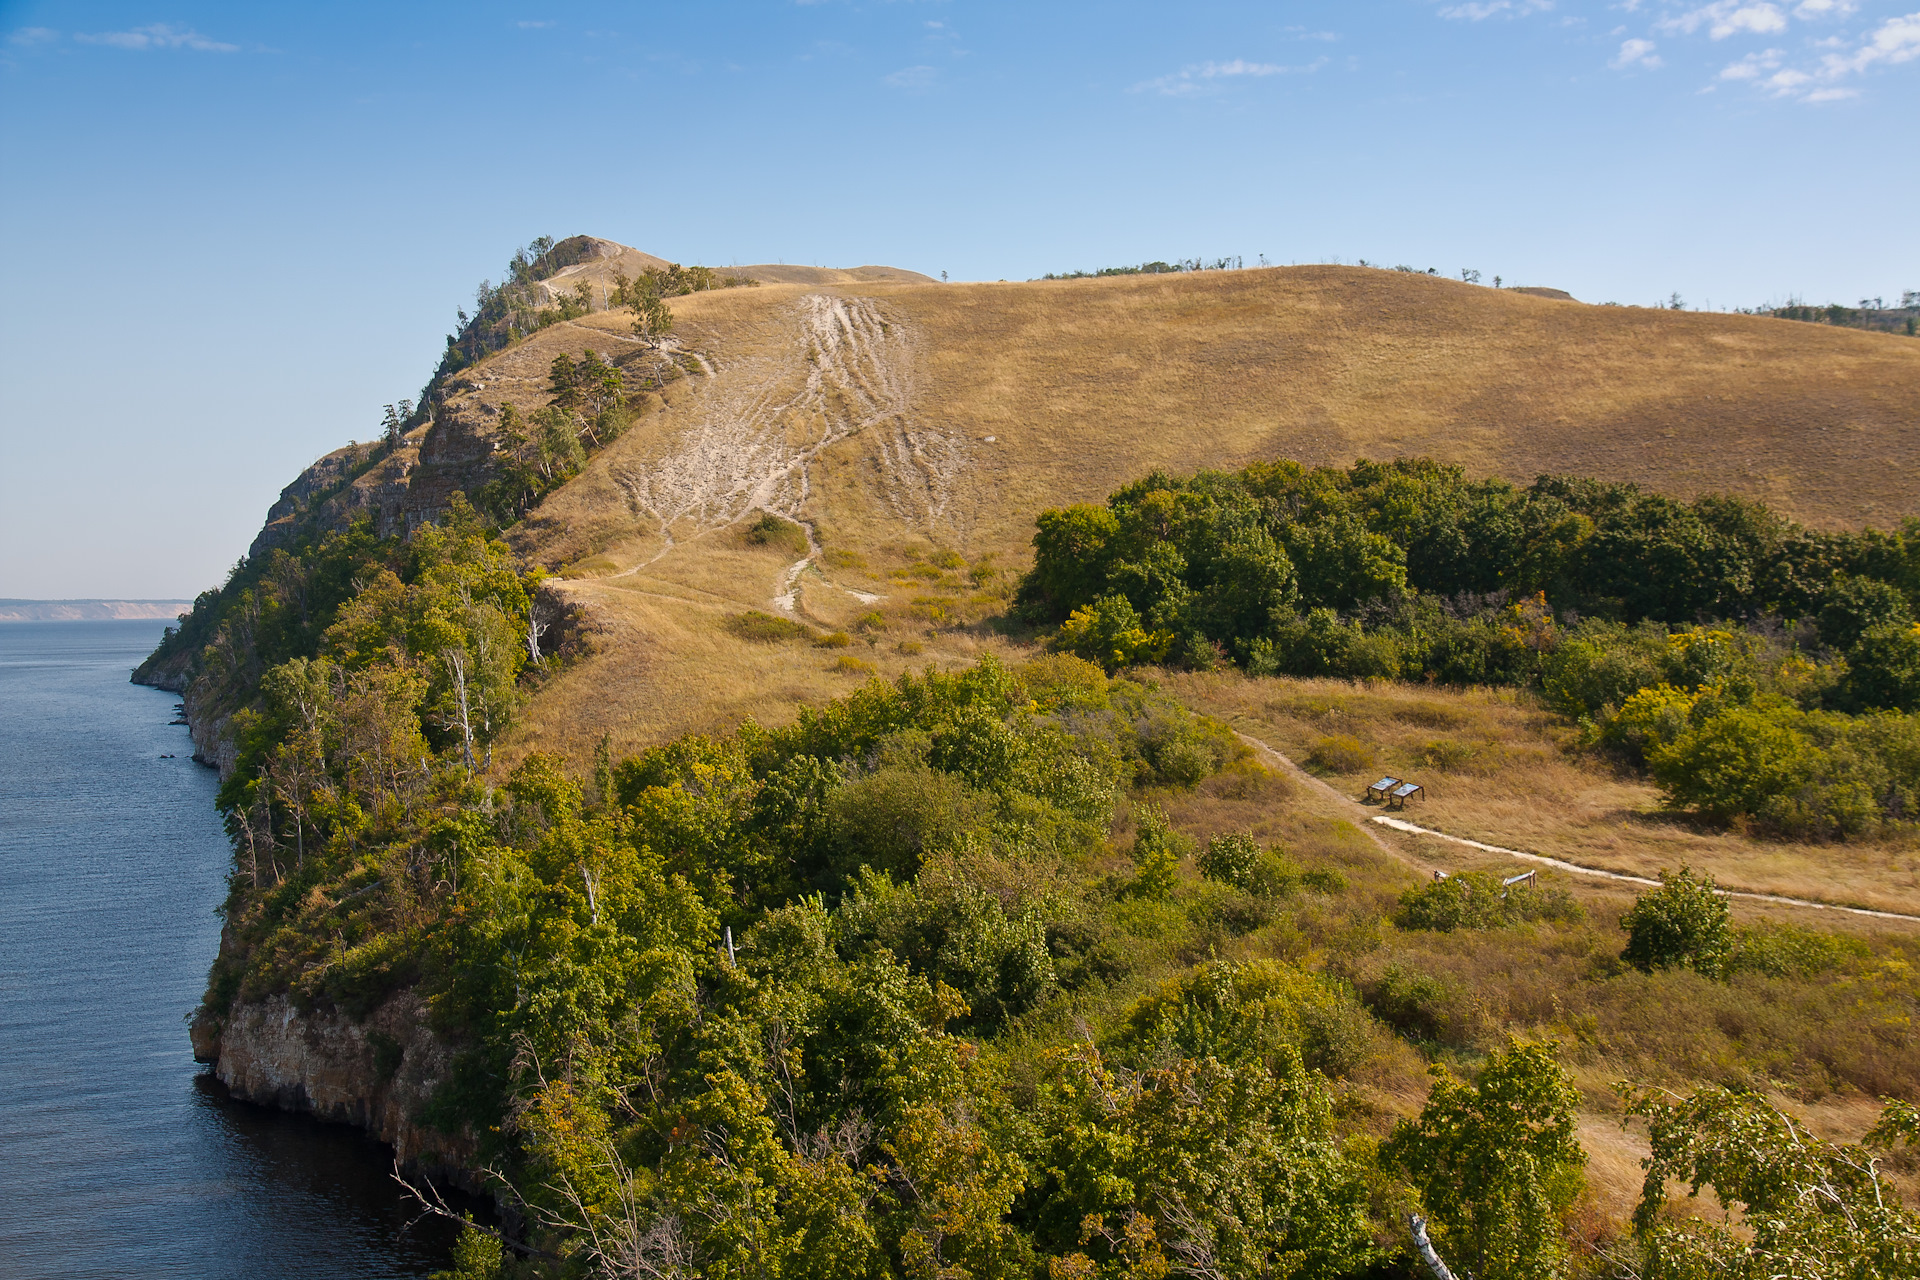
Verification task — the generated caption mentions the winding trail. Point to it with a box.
[1235,729,1920,926]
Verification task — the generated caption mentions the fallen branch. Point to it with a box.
[391,1158,562,1261]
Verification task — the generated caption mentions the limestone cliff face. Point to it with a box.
[194,989,478,1180]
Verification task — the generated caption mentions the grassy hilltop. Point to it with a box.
[471,250,1920,760]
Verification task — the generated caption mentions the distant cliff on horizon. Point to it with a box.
[0,600,191,622]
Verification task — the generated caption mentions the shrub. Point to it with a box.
[1113,958,1378,1078]
[1620,867,1731,976]
[1648,705,1811,821]
[1395,871,1582,932]
[1125,803,1188,899]
[815,630,853,649]
[1198,832,1261,890]
[1307,734,1375,775]
[727,611,809,643]
[1819,574,1912,650]
[1725,922,1866,978]
[743,511,809,555]
[1418,739,1482,772]
[1053,593,1171,673]
[832,655,875,675]
[1359,963,1481,1046]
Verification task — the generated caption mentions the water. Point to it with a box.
[0,621,459,1278]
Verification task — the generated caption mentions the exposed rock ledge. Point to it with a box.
[194,990,480,1185]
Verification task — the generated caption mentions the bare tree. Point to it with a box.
[441,647,476,774]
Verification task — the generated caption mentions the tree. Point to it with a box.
[1381,1038,1586,1280]
[1619,867,1730,976]
[1625,1087,1920,1279]
[632,292,673,344]
[1844,621,1920,712]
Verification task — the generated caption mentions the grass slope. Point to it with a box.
[455,260,1920,763]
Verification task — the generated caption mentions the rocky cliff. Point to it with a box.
[192,988,478,1184]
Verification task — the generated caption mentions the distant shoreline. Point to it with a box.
[0,600,192,623]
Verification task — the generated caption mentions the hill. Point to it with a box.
[452,249,1920,762]
[153,239,1920,1273]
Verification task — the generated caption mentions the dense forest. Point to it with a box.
[1019,459,1920,839]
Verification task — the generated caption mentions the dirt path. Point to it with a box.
[1236,730,1920,926]
[604,293,969,614]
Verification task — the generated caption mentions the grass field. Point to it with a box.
[1168,669,1920,919]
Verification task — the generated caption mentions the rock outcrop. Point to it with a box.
[193,990,478,1182]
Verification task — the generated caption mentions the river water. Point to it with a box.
[0,620,457,1278]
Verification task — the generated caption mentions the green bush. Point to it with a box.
[1395,872,1582,933]
[743,511,809,555]
[1198,831,1262,890]
[1359,962,1481,1046]
[1620,867,1732,976]
[1125,803,1188,899]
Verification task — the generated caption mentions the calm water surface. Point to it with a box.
[0,620,458,1278]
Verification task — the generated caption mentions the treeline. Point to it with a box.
[437,235,757,376]
[1019,458,1920,836]
[440,236,609,374]
[1042,256,1246,281]
[1771,294,1920,337]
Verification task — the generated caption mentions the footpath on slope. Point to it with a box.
[1233,729,1920,927]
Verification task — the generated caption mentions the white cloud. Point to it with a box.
[517,20,555,29]
[1439,0,1552,19]
[1803,85,1859,97]
[1612,37,1663,67]
[75,23,238,52]
[1822,10,1920,73]
[1659,2,1788,39]
[882,64,937,89]
[1792,0,1856,17]
[9,26,58,45]
[1718,47,1784,77]
[1133,57,1325,96]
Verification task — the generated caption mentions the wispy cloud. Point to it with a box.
[1133,57,1325,97]
[1438,1,1553,20]
[1718,46,1785,77]
[1658,3,1788,39]
[1792,0,1857,17]
[517,20,555,29]
[9,26,59,46]
[1607,0,1916,102]
[1612,37,1663,67]
[882,64,937,90]
[74,23,238,52]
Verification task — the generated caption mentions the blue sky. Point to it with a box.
[3,1,1917,598]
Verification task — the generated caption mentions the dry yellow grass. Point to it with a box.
[445,246,1920,767]
[1168,670,1920,919]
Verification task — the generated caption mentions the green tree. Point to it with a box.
[1381,1038,1586,1280]
[1619,866,1731,976]
[1626,1087,1920,1279]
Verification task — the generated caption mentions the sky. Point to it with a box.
[2,1,1916,600]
